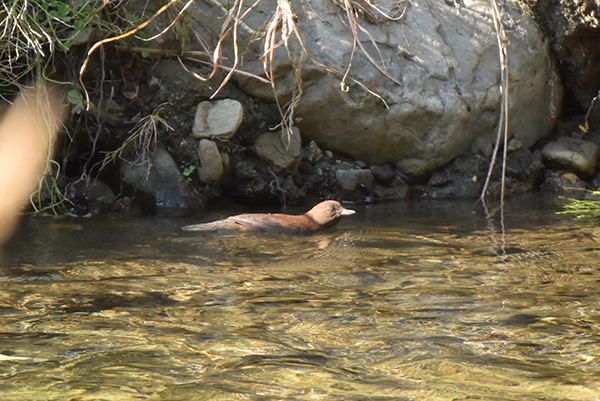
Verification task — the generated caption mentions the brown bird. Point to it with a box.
[182,200,355,235]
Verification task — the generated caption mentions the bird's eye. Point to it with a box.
[326,207,331,212]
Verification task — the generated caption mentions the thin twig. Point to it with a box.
[79,0,181,110]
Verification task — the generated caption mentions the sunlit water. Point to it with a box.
[1,196,600,400]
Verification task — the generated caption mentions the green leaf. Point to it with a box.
[61,40,72,51]
[58,2,70,18]
[183,165,196,177]
[73,19,84,30]
[67,89,84,114]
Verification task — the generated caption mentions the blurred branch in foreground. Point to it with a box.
[0,85,63,244]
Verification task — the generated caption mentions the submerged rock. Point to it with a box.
[413,154,487,198]
[541,171,588,195]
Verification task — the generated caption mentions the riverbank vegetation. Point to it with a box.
[1,0,596,222]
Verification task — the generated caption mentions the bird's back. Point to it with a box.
[182,213,318,234]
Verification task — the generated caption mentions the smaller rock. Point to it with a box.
[192,99,244,139]
[374,177,409,200]
[81,180,116,204]
[506,147,533,181]
[413,154,486,198]
[120,146,196,209]
[282,175,305,202]
[507,138,523,151]
[302,140,322,163]
[197,139,224,183]
[252,127,301,171]
[356,160,368,168]
[94,99,125,125]
[66,27,94,46]
[542,137,598,177]
[230,160,271,202]
[335,169,374,191]
[221,152,231,169]
[541,171,587,195]
[370,164,396,184]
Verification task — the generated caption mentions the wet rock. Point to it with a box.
[75,179,116,204]
[302,140,322,163]
[374,177,409,200]
[252,127,301,171]
[335,169,374,191]
[541,171,588,196]
[505,176,536,195]
[413,154,486,198]
[482,176,534,198]
[542,137,598,177]
[227,160,274,204]
[197,139,224,183]
[506,147,534,181]
[370,164,396,184]
[282,175,305,203]
[192,99,244,139]
[63,184,89,216]
[71,179,115,214]
[120,146,199,209]
[589,171,600,191]
[532,0,600,109]
[111,196,135,215]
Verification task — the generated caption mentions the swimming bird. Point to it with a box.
[182,200,355,235]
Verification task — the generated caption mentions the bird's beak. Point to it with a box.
[341,208,355,216]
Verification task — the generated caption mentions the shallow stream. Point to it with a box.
[1,196,600,400]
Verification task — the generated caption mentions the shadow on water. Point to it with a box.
[1,196,600,400]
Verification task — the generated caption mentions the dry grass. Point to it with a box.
[98,103,173,171]
[0,0,53,98]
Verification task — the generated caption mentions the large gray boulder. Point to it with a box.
[229,0,562,176]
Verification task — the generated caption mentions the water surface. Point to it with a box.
[1,197,600,400]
